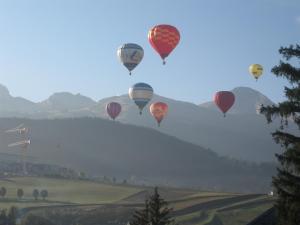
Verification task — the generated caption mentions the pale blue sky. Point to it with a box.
[0,0,299,104]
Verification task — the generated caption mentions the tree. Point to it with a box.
[0,209,7,225]
[32,189,39,201]
[0,187,6,198]
[129,200,149,225]
[260,44,300,225]
[40,190,48,200]
[129,187,174,225]
[148,187,174,225]
[7,206,17,225]
[17,188,24,200]
[21,213,54,225]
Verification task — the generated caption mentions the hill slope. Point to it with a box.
[200,87,274,114]
[95,88,288,162]
[0,118,274,193]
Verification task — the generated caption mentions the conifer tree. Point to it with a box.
[129,200,149,225]
[0,209,7,225]
[129,187,174,225]
[7,207,17,225]
[148,187,174,225]
[260,44,300,225]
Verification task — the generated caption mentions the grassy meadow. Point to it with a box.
[0,176,275,225]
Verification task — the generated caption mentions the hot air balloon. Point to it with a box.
[106,102,122,120]
[117,43,144,75]
[150,102,168,127]
[214,91,235,117]
[148,24,180,65]
[129,83,153,115]
[249,64,263,81]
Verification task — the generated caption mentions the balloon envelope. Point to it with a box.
[106,102,122,120]
[249,64,263,80]
[117,43,144,75]
[148,24,180,64]
[150,102,168,126]
[129,83,153,114]
[214,91,235,116]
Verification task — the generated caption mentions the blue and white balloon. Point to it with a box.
[117,43,144,75]
[129,83,153,114]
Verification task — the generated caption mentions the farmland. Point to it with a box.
[0,177,274,225]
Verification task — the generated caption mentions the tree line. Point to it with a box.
[0,187,48,201]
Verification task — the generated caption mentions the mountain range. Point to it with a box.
[0,84,293,162]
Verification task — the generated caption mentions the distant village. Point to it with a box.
[0,160,84,180]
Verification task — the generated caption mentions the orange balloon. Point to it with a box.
[150,102,168,126]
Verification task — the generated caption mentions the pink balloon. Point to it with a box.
[106,102,122,120]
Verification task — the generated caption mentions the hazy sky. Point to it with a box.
[0,0,299,104]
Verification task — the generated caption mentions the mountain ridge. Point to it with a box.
[200,86,274,114]
[0,84,290,162]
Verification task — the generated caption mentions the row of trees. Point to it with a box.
[32,189,48,200]
[0,187,48,200]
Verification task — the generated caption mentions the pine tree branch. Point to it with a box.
[276,146,300,173]
[279,44,300,60]
[277,168,300,185]
[276,169,300,198]
[271,131,300,146]
[260,102,300,126]
[273,176,300,200]
[272,62,300,84]
[284,87,300,102]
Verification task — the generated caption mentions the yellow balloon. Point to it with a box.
[249,64,263,80]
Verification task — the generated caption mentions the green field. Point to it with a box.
[174,195,274,225]
[0,177,142,208]
[0,177,275,225]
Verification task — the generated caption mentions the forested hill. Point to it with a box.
[0,118,275,193]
